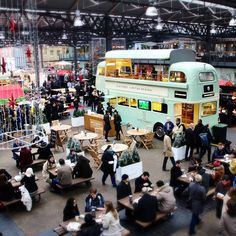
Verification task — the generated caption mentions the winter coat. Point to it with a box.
[63,204,80,222]
[57,165,73,186]
[104,114,111,131]
[188,182,206,214]
[156,184,176,213]
[73,156,93,178]
[116,181,132,200]
[134,175,152,193]
[185,128,195,146]
[77,221,102,236]
[219,211,236,236]
[114,114,122,132]
[0,174,15,201]
[19,148,33,170]
[85,193,104,212]
[100,150,115,175]
[102,211,122,236]
[133,193,158,222]
[170,166,182,187]
[163,134,174,157]
[37,144,53,160]
[21,175,38,194]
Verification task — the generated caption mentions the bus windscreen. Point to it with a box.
[138,100,151,111]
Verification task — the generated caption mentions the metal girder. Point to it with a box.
[0,10,236,46]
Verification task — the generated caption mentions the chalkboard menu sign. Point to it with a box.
[50,130,57,148]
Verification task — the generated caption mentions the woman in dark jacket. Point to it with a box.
[113,110,122,140]
[21,168,38,194]
[0,174,15,201]
[63,197,80,222]
[100,145,117,187]
[73,155,93,178]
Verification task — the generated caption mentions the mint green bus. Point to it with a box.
[96,49,219,138]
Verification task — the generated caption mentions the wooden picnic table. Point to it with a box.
[127,129,148,148]
[73,132,98,148]
[51,124,71,145]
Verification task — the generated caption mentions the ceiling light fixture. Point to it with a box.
[62,32,67,40]
[210,23,216,34]
[74,9,85,27]
[146,6,158,17]
[229,17,236,26]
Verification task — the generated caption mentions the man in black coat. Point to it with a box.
[117,174,132,200]
[194,119,204,154]
[103,110,111,142]
[133,188,158,222]
[185,123,195,160]
[117,174,132,217]
[37,142,53,160]
[73,155,93,179]
[134,171,152,193]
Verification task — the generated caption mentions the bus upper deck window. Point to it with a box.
[170,71,186,83]
[199,72,214,82]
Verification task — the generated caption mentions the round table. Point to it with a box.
[101,143,128,154]
[74,132,98,147]
[127,129,148,148]
[127,129,148,136]
[51,124,71,132]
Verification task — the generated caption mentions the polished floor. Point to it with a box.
[0,121,235,236]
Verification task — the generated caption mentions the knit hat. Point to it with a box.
[195,174,202,183]
[122,174,129,181]
[229,159,236,175]
[25,168,34,177]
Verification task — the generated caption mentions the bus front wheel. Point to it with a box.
[153,123,164,140]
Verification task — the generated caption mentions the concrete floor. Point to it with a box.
[0,121,235,236]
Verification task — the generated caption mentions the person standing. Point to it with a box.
[162,131,175,171]
[163,117,174,136]
[104,110,111,142]
[114,110,122,140]
[100,145,117,187]
[185,123,195,161]
[188,174,206,235]
[219,198,236,236]
[199,124,213,163]
[172,118,184,141]
[194,119,204,154]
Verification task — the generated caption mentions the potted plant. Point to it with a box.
[71,109,85,127]
[116,147,143,181]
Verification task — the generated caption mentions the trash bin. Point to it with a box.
[212,124,228,144]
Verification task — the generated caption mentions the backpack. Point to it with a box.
[199,133,209,146]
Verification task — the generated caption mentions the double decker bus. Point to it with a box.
[96,49,219,138]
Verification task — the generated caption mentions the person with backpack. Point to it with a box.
[199,124,213,163]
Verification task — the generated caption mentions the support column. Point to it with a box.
[73,44,78,80]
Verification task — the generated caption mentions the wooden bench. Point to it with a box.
[29,159,46,168]
[56,177,94,190]
[1,188,46,207]
[135,207,177,228]
[53,226,67,236]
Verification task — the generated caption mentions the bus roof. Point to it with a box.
[97,61,106,67]
[170,61,216,72]
[105,49,175,60]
